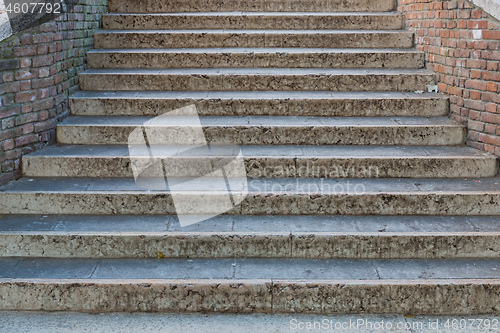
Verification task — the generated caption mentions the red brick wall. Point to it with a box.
[0,0,107,185]
[398,0,500,155]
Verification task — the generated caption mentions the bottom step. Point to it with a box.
[1,258,500,314]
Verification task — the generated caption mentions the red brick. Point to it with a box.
[481,112,500,123]
[14,134,38,147]
[483,92,500,103]
[464,99,485,110]
[485,124,496,134]
[487,82,498,92]
[2,139,15,151]
[486,103,498,113]
[483,31,500,39]
[483,51,500,61]
[487,61,498,71]
[479,133,500,146]
[470,70,482,79]
[470,91,482,100]
[465,80,487,91]
[32,55,54,68]
[14,46,37,57]
[0,106,20,120]
[1,82,21,94]
[19,58,31,68]
[468,21,488,29]
[32,33,54,44]
[483,71,500,81]
[468,120,485,131]
[34,120,56,133]
[15,91,37,103]
[14,70,34,81]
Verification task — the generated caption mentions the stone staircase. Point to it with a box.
[1,0,500,314]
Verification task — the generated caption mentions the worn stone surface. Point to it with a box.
[291,233,500,259]
[0,277,499,314]
[55,116,464,145]
[94,31,414,49]
[0,279,273,312]
[87,49,424,69]
[2,232,500,259]
[6,311,500,333]
[69,91,449,117]
[22,145,497,178]
[271,279,500,314]
[0,312,411,333]
[102,13,404,30]
[3,177,500,215]
[79,68,433,92]
[108,0,395,13]
[5,214,500,233]
[4,0,500,316]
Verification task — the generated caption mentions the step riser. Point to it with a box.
[87,52,424,69]
[79,73,434,92]
[56,125,465,145]
[69,96,449,117]
[1,279,498,314]
[102,14,404,30]
[2,233,500,259]
[2,193,500,215]
[108,0,395,13]
[94,32,414,49]
[22,156,497,178]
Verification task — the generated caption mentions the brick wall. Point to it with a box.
[0,0,107,185]
[398,0,500,155]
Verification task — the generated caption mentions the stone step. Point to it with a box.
[79,68,434,92]
[5,214,500,233]
[1,214,500,258]
[22,145,497,178]
[94,30,414,49]
[102,12,404,30]
[108,0,395,14]
[86,48,424,69]
[2,177,500,215]
[1,257,500,313]
[69,91,449,117]
[56,116,465,145]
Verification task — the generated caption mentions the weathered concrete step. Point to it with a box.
[87,48,424,69]
[79,68,434,92]
[1,258,500,313]
[4,313,498,331]
[5,215,500,233]
[108,0,395,14]
[69,91,449,117]
[102,12,404,30]
[94,30,414,49]
[22,145,497,178]
[56,116,465,146]
[2,230,500,259]
[2,177,500,215]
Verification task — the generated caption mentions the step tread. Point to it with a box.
[97,29,411,33]
[81,68,434,75]
[25,144,493,159]
[1,258,500,280]
[104,12,403,16]
[88,47,422,54]
[2,177,500,193]
[70,90,446,100]
[58,115,461,127]
[2,215,500,232]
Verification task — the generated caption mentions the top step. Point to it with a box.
[108,0,395,13]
